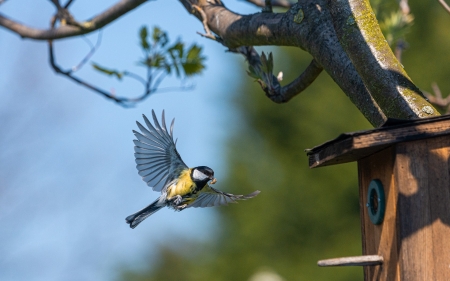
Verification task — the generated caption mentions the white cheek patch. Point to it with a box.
[193,169,209,181]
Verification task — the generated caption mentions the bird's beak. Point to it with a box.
[210,178,217,184]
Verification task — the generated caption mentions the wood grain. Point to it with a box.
[358,147,400,281]
[309,116,450,280]
[308,115,450,168]
[395,136,450,280]
[357,137,450,280]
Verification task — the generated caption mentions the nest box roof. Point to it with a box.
[306,115,450,168]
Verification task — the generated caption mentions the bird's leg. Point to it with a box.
[171,195,183,205]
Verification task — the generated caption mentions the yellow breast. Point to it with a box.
[166,169,195,199]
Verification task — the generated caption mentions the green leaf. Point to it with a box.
[92,62,123,80]
[182,44,205,76]
[260,52,268,73]
[151,54,166,68]
[152,26,168,47]
[379,11,414,46]
[186,44,202,60]
[267,52,274,73]
[139,26,150,50]
[167,42,185,77]
[168,41,184,59]
[247,64,262,80]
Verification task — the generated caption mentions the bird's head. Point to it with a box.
[192,166,217,185]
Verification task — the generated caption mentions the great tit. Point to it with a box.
[125,110,260,228]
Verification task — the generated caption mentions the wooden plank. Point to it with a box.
[308,115,450,168]
[358,147,400,281]
[427,137,450,281]
[395,139,432,280]
[394,136,450,280]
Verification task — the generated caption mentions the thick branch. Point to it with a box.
[0,0,148,40]
[180,0,387,126]
[328,0,439,119]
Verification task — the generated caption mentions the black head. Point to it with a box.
[191,166,215,182]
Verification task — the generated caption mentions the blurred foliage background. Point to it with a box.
[117,0,450,280]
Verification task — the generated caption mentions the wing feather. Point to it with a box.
[137,164,167,177]
[136,160,170,169]
[133,134,163,149]
[134,110,188,192]
[143,115,171,145]
[133,147,162,154]
[186,186,260,208]
[151,111,170,141]
[134,131,167,148]
[133,140,164,151]
[135,157,168,165]
[170,119,175,138]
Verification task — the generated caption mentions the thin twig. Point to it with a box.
[0,0,148,40]
[394,0,411,63]
[151,71,167,92]
[50,0,62,9]
[151,84,194,94]
[263,0,273,12]
[232,46,323,103]
[395,39,407,63]
[48,40,132,106]
[438,0,450,14]
[242,0,294,9]
[123,71,148,85]
[192,5,217,40]
[424,82,450,113]
[399,0,410,14]
[72,31,102,72]
[49,39,159,106]
[45,5,180,106]
[64,0,75,9]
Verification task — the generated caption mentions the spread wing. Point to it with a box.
[133,110,188,192]
[187,186,260,208]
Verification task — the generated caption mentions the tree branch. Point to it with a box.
[438,0,450,14]
[48,40,132,106]
[424,83,450,113]
[328,0,438,119]
[179,0,387,126]
[235,46,323,103]
[0,0,148,40]
[243,0,294,9]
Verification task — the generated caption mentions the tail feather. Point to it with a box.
[126,201,163,229]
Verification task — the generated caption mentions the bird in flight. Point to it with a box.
[126,110,260,228]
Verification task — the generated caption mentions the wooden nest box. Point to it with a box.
[307,115,450,281]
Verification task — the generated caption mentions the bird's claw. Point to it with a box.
[172,195,183,205]
[176,204,187,210]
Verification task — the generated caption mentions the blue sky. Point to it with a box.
[0,1,257,280]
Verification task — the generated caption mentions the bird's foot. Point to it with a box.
[171,195,183,206]
[176,204,187,210]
